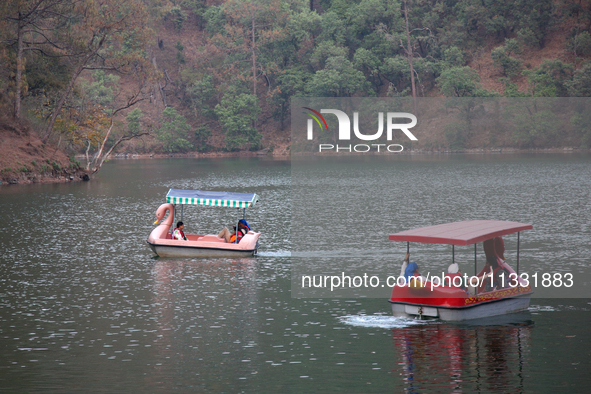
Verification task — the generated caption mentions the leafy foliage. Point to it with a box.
[1,0,591,154]
[155,107,194,153]
[126,108,143,135]
[80,71,120,107]
[566,64,591,96]
[491,41,523,78]
[505,99,561,147]
[437,67,483,97]
[167,6,188,31]
[215,92,261,151]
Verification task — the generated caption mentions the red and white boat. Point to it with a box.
[147,189,261,258]
[389,220,533,321]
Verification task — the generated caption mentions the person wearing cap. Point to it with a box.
[446,262,468,290]
[403,254,427,287]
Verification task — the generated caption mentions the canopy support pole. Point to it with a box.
[516,231,521,292]
[181,204,184,222]
[474,243,478,300]
[452,245,455,265]
[234,209,240,244]
[517,232,521,274]
[474,243,477,277]
[407,242,409,255]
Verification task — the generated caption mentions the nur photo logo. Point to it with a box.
[303,107,418,153]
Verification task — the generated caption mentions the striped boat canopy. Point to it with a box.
[166,189,259,208]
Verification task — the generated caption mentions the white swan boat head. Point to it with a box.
[147,189,261,258]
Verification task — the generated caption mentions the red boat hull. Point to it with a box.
[390,282,533,321]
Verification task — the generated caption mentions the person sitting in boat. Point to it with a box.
[218,220,249,243]
[447,263,481,295]
[400,252,410,278]
[172,221,187,241]
[404,261,427,287]
[446,263,466,288]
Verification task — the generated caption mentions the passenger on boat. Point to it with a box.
[446,263,469,291]
[447,263,460,275]
[404,262,427,285]
[446,263,462,280]
[173,221,187,240]
[218,220,248,243]
[400,252,410,278]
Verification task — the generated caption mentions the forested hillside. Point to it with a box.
[1,0,591,177]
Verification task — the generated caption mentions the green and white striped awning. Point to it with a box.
[166,189,259,208]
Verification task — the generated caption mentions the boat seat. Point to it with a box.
[197,235,225,243]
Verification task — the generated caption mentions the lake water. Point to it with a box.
[0,155,590,393]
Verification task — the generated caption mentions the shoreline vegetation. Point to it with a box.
[2,142,588,186]
[3,1,591,185]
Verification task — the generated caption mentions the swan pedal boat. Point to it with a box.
[389,220,533,321]
[147,189,261,258]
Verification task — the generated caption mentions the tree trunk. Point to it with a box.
[152,57,167,107]
[85,139,92,167]
[14,18,24,119]
[403,0,416,104]
[251,14,257,97]
[87,119,115,171]
[93,132,148,174]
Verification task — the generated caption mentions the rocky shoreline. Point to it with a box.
[0,168,90,186]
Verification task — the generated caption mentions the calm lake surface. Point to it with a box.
[1,154,590,393]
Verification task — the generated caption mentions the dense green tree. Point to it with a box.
[491,43,522,78]
[181,0,207,28]
[306,57,370,96]
[155,107,194,153]
[185,74,217,120]
[522,60,573,97]
[269,67,310,129]
[0,0,74,119]
[566,63,591,96]
[442,46,467,67]
[568,29,591,58]
[570,100,591,147]
[215,92,262,151]
[505,99,561,148]
[166,6,187,31]
[126,108,143,135]
[80,71,120,107]
[437,66,482,97]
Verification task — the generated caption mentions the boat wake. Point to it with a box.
[529,304,590,312]
[528,305,557,312]
[338,314,427,329]
[256,250,291,257]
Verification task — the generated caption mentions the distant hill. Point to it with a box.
[0,0,590,183]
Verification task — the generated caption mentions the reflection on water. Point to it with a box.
[339,314,426,329]
[392,316,532,393]
[149,258,260,389]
